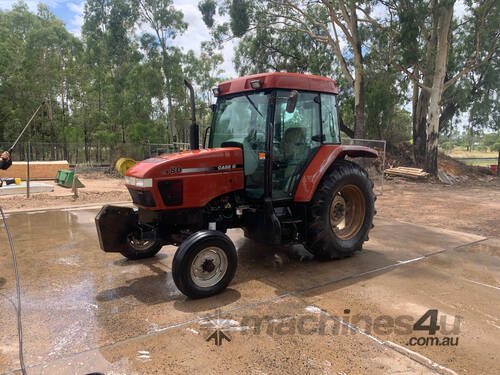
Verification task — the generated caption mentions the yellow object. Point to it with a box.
[15,178,21,185]
[115,158,136,177]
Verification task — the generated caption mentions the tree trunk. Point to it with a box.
[353,65,365,139]
[159,47,176,143]
[413,1,439,168]
[497,148,500,176]
[424,3,454,175]
[47,98,56,161]
[351,8,365,139]
[166,90,175,142]
[425,88,441,174]
[83,103,90,163]
[98,70,102,113]
[414,89,429,166]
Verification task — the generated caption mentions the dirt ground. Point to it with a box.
[0,174,130,212]
[378,177,500,238]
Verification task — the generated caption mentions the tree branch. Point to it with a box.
[321,0,354,45]
[443,0,498,92]
[339,115,354,138]
[392,62,432,93]
[330,22,354,86]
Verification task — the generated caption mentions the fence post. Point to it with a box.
[26,141,30,199]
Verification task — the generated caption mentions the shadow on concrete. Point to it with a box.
[112,253,169,267]
[96,262,242,311]
[231,236,398,300]
[173,288,241,313]
[96,264,177,305]
[0,277,5,289]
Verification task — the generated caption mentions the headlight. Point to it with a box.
[125,176,152,188]
[125,176,136,185]
[136,178,152,188]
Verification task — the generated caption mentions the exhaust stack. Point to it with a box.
[184,79,199,150]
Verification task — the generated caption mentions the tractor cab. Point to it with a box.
[209,73,341,201]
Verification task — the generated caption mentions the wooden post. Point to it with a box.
[72,174,78,199]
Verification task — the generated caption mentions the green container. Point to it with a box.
[54,169,84,188]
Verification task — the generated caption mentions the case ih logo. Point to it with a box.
[217,164,236,170]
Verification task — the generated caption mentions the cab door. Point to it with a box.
[272,90,322,199]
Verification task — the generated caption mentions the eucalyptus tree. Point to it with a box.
[199,0,382,139]
[183,42,225,135]
[389,0,498,173]
[133,0,187,142]
[0,2,81,159]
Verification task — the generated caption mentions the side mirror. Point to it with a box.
[286,90,299,113]
[211,104,217,112]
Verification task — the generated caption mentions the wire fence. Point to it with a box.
[0,142,190,167]
[342,138,386,195]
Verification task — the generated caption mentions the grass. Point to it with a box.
[462,160,496,166]
[444,149,498,159]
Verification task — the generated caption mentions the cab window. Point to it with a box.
[321,93,340,143]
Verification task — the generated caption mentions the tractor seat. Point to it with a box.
[282,127,307,161]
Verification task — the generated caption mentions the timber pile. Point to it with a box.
[384,167,429,179]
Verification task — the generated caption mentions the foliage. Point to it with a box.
[0,0,226,162]
[198,0,217,28]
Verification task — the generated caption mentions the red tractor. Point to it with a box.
[95,72,377,298]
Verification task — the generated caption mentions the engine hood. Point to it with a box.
[126,147,243,179]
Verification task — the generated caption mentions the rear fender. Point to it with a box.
[294,145,378,202]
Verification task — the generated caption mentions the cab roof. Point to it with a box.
[217,72,340,96]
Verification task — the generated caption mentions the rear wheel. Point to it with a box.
[306,160,375,259]
[172,230,237,298]
[120,235,162,260]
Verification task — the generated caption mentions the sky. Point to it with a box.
[0,0,239,77]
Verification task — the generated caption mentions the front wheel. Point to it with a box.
[120,235,163,260]
[172,230,237,298]
[306,160,375,260]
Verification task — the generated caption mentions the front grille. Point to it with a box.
[127,187,156,207]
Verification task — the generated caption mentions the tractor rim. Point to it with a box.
[128,236,154,251]
[329,184,366,240]
[190,246,228,288]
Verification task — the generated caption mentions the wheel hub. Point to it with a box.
[202,259,216,273]
[330,195,346,226]
[329,185,366,240]
[190,247,228,288]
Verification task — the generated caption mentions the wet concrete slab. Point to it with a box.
[0,209,496,374]
[0,182,53,196]
[296,240,500,375]
[18,296,435,375]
